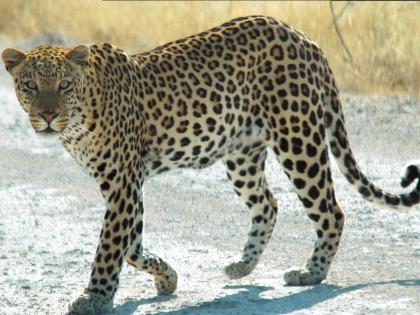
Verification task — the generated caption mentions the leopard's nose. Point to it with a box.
[38,110,59,123]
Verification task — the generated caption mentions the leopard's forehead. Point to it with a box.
[26,45,69,60]
[24,45,72,79]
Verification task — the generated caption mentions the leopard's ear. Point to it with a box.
[1,48,26,75]
[66,45,90,66]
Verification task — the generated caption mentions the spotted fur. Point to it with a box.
[2,16,419,315]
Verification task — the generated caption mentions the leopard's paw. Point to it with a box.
[155,267,178,295]
[283,267,325,286]
[68,290,113,315]
[224,261,254,279]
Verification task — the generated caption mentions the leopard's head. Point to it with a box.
[1,45,90,138]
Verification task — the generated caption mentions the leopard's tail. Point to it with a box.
[323,66,420,209]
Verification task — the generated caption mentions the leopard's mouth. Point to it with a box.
[36,126,62,138]
[30,114,69,138]
[38,126,57,133]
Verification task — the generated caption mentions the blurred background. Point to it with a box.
[0,0,418,95]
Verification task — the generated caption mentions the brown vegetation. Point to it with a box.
[0,1,418,95]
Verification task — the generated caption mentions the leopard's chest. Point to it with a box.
[60,129,113,178]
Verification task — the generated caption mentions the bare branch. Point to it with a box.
[328,1,353,29]
[329,0,353,64]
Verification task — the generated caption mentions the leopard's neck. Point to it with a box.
[60,44,147,179]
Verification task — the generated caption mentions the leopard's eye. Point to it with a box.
[24,80,37,91]
[58,80,72,90]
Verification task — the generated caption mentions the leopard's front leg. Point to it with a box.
[68,173,142,315]
[125,199,178,295]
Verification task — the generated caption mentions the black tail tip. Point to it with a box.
[401,164,420,188]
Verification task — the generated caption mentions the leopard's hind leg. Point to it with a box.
[273,138,345,285]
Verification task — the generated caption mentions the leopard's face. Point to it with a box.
[14,59,80,137]
[1,45,90,138]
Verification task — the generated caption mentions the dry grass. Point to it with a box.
[0,0,418,95]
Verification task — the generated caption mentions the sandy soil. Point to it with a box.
[0,64,419,315]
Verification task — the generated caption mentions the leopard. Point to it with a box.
[2,15,419,315]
